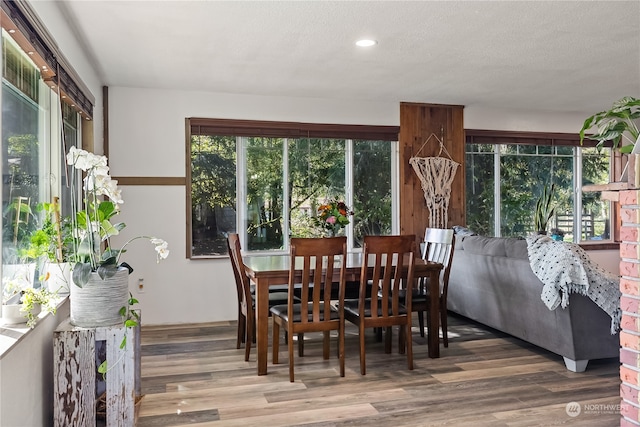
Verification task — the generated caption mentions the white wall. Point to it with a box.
[587,250,620,276]
[0,301,70,427]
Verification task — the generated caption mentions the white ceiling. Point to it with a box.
[57,0,640,115]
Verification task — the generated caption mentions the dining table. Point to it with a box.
[243,252,444,376]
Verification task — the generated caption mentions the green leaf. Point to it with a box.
[124,319,138,328]
[620,144,634,154]
[97,263,118,280]
[97,201,118,221]
[72,262,92,287]
[580,96,640,151]
[120,336,127,349]
[98,360,108,374]
[76,237,94,257]
[75,210,88,228]
[101,220,121,239]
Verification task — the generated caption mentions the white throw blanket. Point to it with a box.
[526,234,621,334]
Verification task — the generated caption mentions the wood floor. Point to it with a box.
[136,314,621,427]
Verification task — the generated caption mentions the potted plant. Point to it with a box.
[65,147,170,376]
[2,284,57,328]
[2,196,38,286]
[579,96,640,154]
[21,200,74,294]
[65,147,169,328]
[534,184,556,234]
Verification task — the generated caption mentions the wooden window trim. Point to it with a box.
[189,118,399,141]
[465,129,612,148]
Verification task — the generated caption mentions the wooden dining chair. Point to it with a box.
[270,237,347,382]
[227,233,292,361]
[344,235,416,375]
[411,227,455,347]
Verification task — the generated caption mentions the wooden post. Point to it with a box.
[399,102,465,243]
[53,318,139,427]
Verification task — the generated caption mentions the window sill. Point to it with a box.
[0,295,68,360]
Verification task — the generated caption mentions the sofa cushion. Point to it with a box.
[459,235,528,259]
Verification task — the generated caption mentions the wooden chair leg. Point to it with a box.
[272,320,280,364]
[252,317,256,343]
[417,310,425,337]
[384,327,392,354]
[406,322,414,370]
[398,324,406,355]
[298,334,304,357]
[359,323,366,375]
[375,327,383,342]
[426,312,433,347]
[323,331,330,360]
[339,323,345,377]
[288,326,295,382]
[237,311,245,348]
[245,315,253,362]
[441,307,448,348]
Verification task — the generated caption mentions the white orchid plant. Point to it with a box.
[66,147,169,287]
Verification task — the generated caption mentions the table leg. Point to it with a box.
[255,278,270,375]
[428,270,440,358]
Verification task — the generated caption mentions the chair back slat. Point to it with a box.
[289,237,347,326]
[360,235,416,319]
[422,228,455,294]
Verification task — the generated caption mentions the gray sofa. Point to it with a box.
[447,233,620,372]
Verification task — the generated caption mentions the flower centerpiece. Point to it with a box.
[314,199,353,237]
[65,147,169,327]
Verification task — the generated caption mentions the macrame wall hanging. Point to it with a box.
[409,130,460,228]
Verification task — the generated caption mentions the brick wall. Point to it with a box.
[620,189,640,426]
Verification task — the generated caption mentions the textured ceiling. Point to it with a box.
[57,0,640,115]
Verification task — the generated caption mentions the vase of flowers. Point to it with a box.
[315,200,353,237]
[65,147,169,328]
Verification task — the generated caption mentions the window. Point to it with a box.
[1,28,82,295]
[2,30,51,289]
[465,131,611,243]
[187,119,398,257]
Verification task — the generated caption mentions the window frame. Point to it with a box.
[185,118,400,259]
[465,129,619,249]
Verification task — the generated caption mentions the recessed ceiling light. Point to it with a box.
[356,39,377,47]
